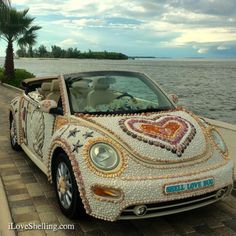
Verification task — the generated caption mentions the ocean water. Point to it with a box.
[1,58,236,124]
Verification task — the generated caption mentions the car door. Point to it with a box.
[20,89,56,165]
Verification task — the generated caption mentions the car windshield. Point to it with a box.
[64,71,174,114]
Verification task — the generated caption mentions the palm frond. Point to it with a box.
[0,6,41,43]
[17,30,38,47]
[21,8,29,17]
[28,25,42,33]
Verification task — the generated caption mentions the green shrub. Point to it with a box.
[0,68,4,79]
[0,68,35,88]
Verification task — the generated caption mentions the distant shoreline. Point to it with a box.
[14,56,128,60]
[9,57,236,61]
[1,57,236,61]
[15,46,129,60]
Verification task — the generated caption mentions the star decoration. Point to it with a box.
[72,140,83,153]
[68,128,80,138]
[83,131,94,139]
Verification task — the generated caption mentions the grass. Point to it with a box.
[0,68,35,88]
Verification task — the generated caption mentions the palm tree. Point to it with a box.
[0,2,7,56]
[0,0,10,6]
[0,0,9,25]
[0,0,10,55]
[0,6,41,78]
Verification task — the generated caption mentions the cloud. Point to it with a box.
[8,0,236,57]
[58,39,78,48]
[197,48,208,54]
[217,46,230,51]
[170,0,236,16]
[174,27,236,44]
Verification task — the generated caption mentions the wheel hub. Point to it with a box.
[58,176,66,194]
[56,162,73,209]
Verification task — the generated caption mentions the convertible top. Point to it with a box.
[21,76,59,89]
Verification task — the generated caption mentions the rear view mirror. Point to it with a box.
[169,94,179,104]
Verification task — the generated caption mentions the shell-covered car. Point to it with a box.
[9,70,234,221]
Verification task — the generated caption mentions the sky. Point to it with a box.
[1,0,236,57]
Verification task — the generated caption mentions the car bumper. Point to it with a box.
[85,161,234,221]
[119,185,232,220]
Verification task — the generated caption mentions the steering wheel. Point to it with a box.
[116,92,134,100]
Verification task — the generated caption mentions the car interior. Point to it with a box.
[25,75,163,114]
[87,77,118,108]
[46,80,60,104]
[66,76,162,113]
[24,78,63,115]
[26,79,60,102]
[69,80,91,111]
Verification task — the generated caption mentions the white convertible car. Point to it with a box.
[9,71,234,221]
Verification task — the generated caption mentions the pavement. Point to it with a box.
[0,83,236,236]
[0,177,15,236]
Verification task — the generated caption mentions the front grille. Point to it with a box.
[119,186,231,220]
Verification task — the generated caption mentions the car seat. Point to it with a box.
[38,82,51,99]
[70,80,91,111]
[46,80,60,103]
[87,77,116,108]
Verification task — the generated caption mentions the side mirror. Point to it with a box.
[169,94,179,104]
[39,100,57,113]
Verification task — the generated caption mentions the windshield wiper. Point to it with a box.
[74,106,173,115]
[144,107,173,112]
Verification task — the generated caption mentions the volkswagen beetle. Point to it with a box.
[9,71,234,221]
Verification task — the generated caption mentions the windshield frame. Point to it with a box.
[64,70,175,115]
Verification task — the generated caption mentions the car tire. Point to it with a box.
[53,152,86,219]
[9,114,21,151]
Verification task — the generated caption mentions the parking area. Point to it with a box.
[0,84,236,236]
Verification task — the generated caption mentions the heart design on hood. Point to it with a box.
[119,115,196,156]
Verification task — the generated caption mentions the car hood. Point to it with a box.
[79,109,210,164]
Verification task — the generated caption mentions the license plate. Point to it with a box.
[164,177,215,195]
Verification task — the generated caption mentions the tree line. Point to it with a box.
[0,2,127,79]
[16,45,128,60]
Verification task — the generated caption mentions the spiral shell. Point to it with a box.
[31,110,45,157]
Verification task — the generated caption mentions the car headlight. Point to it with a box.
[211,129,227,154]
[90,143,120,171]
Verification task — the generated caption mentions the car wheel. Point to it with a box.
[53,152,85,219]
[9,115,21,151]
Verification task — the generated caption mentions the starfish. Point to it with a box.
[72,140,83,153]
[68,128,80,138]
[83,131,94,139]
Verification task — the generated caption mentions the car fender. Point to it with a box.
[47,123,109,215]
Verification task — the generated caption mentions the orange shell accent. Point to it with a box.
[140,122,181,138]
[54,117,69,131]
